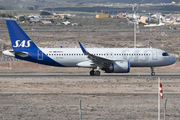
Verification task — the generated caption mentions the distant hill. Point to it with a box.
[0,0,179,10]
[68,0,180,4]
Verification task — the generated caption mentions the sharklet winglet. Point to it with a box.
[78,42,88,54]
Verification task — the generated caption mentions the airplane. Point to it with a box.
[72,23,78,26]
[162,20,174,24]
[144,22,165,27]
[62,21,70,25]
[3,20,176,76]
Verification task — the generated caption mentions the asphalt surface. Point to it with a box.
[0,92,180,95]
[0,74,180,78]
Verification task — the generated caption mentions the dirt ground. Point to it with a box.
[0,18,180,119]
[0,62,180,120]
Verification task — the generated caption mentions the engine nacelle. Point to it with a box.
[105,61,130,73]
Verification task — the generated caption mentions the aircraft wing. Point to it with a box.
[78,42,121,68]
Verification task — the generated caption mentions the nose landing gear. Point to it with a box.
[151,67,155,76]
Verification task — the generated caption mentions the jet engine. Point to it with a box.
[105,61,130,73]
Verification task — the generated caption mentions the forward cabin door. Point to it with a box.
[152,50,157,60]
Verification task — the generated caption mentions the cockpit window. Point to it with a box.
[162,52,169,56]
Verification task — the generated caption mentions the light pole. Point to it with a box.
[132,5,138,48]
[146,40,151,48]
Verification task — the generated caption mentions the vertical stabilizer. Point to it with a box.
[6,20,38,52]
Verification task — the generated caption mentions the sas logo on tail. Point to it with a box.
[13,40,31,48]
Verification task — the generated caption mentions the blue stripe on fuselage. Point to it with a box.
[15,48,65,67]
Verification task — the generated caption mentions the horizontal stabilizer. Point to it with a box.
[3,50,29,57]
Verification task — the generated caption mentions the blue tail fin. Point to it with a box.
[6,20,38,52]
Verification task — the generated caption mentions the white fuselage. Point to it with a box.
[39,47,176,67]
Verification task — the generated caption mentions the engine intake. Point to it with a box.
[105,61,130,73]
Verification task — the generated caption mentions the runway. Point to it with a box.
[0,92,180,95]
[0,74,180,78]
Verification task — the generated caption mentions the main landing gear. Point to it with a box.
[90,68,101,76]
[151,67,155,76]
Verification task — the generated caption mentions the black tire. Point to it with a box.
[151,72,155,76]
[94,71,100,76]
[90,70,94,76]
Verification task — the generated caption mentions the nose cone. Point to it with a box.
[170,56,176,64]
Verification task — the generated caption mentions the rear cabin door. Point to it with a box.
[38,50,43,60]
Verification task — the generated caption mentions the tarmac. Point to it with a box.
[1,74,180,78]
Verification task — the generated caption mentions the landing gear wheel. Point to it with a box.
[94,70,100,76]
[150,67,155,76]
[90,70,95,76]
[151,72,155,76]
